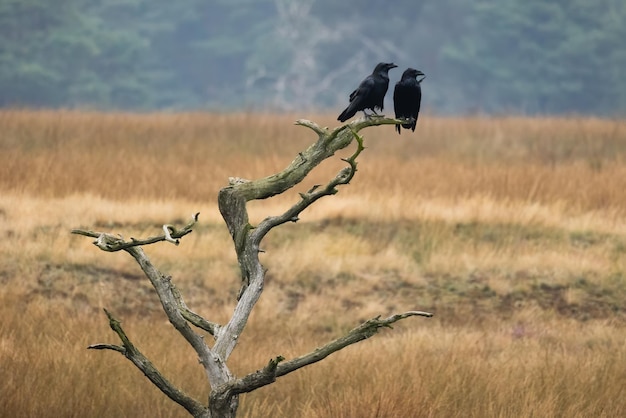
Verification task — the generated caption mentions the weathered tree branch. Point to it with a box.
[124,246,229,389]
[71,213,199,252]
[71,215,221,337]
[89,309,208,417]
[253,128,365,241]
[276,311,433,376]
[219,311,433,396]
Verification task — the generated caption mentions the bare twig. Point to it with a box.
[294,119,328,137]
[88,343,125,353]
[171,284,222,336]
[71,213,199,252]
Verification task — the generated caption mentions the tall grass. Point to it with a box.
[2,110,626,209]
[1,110,626,417]
[2,295,625,417]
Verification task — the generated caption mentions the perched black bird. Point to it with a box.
[393,68,426,134]
[337,62,398,122]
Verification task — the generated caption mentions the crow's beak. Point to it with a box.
[390,63,398,69]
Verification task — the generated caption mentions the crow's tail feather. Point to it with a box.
[337,105,356,122]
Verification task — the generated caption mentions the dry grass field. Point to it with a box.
[1,109,626,417]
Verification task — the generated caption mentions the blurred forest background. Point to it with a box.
[2,0,626,115]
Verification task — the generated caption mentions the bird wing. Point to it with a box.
[338,75,379,122]
[393,81,411,118]
[349,76,375,103]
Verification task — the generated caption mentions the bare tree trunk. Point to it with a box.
[72,116,432,417]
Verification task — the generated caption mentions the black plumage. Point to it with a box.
[337,62,398,122]
[393,68,425,134]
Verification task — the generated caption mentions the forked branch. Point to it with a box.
[253,126,366,240]
[277,311,434,377]
[219,311,434,396]
[71,214,221,336]
[89,309,207,417]
[221,117,403,204]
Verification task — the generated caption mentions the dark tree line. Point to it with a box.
[1,0,625,115]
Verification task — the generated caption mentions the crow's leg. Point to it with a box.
[370,108,385,118]
[362,109,384,119]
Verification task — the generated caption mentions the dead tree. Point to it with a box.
[72,117,432,418]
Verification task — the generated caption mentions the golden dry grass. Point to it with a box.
[1,109,626,417]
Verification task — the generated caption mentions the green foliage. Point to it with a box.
[442,0,626,114]
[0,0,624,114]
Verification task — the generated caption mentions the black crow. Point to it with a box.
[337,62,398,122]
[393,68,425,134]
